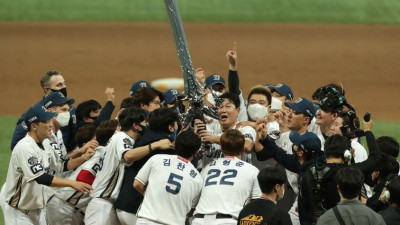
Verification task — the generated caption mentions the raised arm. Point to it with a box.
[226,42,240,95]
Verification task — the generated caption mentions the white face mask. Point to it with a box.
[270,97,283,112]
[247,104,269,121]
[56,112,70,127]
[206,91,223,106]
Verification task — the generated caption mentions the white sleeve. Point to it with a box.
[240,126,256,144]
[191,179,203,208]
[17,144,45,182]
[117,136,134,164]
[250,169,262,199]
[237,90,248,122]
[43,138,67,174]
[82,151,103,176]
[135,156,155,185]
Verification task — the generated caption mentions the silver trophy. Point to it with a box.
[164,0,220,128]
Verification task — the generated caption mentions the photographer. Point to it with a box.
[367,154,399,212]
[379,175,400,225]
[316,167,386,225]
[306,115,381,224]
[255,126,324,225]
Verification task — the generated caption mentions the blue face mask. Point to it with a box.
[170,129,178,142]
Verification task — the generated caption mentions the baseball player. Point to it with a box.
[84,107,173,225]
[133,130,203,225]
[0,104,92,225]
[46,120,118,225]
[41,92,98,178]
[196,92,256,168]
[192,129,261,225]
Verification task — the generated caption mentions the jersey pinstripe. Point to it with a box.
[3,134,52,210]
[54,146,106,209]
[90,132,134,201]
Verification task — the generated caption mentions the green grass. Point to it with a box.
[0,0,399,24]
[1,115,400,223]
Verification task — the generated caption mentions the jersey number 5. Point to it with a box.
[205,169,237,186]
[166,173,183,195]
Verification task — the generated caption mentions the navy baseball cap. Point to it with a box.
[130,80,151,96]
[285,97,316,119]
[272,83,294,100]
[205,74,225,89]
[43,92,75,109]
[163,89,181,105]
[22,104,57,130]
[289,131,321,157]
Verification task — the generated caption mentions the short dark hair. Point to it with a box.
[75,124,97,148]
[377,136,399,158]
[258,166,286,194]
[120,97,135,109]
[96,119,118,146]
[247,85,272,106]
[118,107,147,132]
[132,87,164,107]
[76,100,102,121]
[149,108,179,134]
[324,134,351,159]
[174,130,201,158]
[220,129,244,156]
[387,175,400,205]
[336,166,364,199]
[374,153,400,182]
[40,70,61,89]
[219,92,240,109]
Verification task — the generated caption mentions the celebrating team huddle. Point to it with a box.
[1,42,400,225]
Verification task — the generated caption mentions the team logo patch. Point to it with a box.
[30,164,44,174]
[239,214,263,225]
[28,156,39,166]
[123,138,133,149]
[295,98,303,103]
[244,134,254,140]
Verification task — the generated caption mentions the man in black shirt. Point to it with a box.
[238,166,292,225]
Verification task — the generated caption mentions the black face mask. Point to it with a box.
[89,116,98,121]
[51,87,68,97]
[138,124,148,136]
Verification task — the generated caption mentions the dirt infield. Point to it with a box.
[0,22,399,121]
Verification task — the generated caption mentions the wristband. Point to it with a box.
[148,144,152,153]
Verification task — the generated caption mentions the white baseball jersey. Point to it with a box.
[90,132,134,201]
[351,139,372,197]
[201,121,256,167]
[307,118,325,150]
[3,134,52,210]
[194,156,261,219]
[237,90,248,122]
[136,155,203,225]
[54,146,106,209]
[42,129,69,177]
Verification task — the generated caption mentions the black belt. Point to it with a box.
[194,213,233,219]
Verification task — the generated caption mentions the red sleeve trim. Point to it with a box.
[76,169,95,185]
